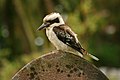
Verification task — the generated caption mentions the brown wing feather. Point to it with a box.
[53,24,83,55]
[53,24,99,60]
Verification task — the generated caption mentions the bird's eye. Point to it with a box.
[46,17,59,24]
[53,17,59,23]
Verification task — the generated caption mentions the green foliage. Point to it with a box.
[0,52,41,80]
[59,0,80,12]
[0,0,120,79]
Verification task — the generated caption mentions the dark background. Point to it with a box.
[0,0,120,80]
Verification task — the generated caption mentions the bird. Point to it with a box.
[37,12,99,61]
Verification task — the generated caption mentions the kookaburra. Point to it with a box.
[37,12,99,61]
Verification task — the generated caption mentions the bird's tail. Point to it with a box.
[80,48,99,61]
[87,53,99,61]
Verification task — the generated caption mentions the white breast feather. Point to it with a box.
[46,27,68,50]
[46,27,83,57]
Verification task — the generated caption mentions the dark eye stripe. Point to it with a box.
[47,17,59,24]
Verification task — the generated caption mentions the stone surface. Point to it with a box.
[12,50,109,80]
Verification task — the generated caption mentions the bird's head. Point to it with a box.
[37,12,65,30]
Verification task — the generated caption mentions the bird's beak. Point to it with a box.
[37,22,50,31]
